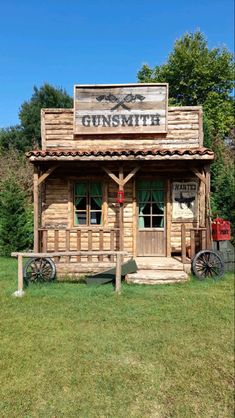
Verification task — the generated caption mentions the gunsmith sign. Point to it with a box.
[74,83,168,135]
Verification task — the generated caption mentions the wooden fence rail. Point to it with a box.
[11,251,128,295]
[181,225,207,263]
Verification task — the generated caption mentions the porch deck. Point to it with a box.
[55,255,190,284]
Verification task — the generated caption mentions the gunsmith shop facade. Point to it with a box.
[27,84,214,280]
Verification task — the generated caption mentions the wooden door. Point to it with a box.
[137,180,166,256]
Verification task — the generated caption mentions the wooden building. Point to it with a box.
[26,83,214,283]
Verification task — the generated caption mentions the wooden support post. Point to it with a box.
[18,254,23,292]
[190,230,195,259]
[119,166,124,254]
[115,253,121,294]
[33,166,39,252]
[205,165,212,249]
[181,224,186,263]
[201,229,206,250]
[166,179,172,257]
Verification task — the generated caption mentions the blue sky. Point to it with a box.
[0,0,234,127]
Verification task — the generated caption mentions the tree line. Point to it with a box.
[0,31,234,255]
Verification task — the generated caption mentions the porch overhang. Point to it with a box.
[26,147,214,162]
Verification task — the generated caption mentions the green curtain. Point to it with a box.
[75,183,87,206]
[151,181,164,227]
[138,189,150,228]
[90,183,102,207]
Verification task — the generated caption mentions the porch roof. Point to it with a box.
[26,147,214,162]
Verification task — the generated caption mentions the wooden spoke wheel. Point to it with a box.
[192,250,225,280]
[24,257,56,283]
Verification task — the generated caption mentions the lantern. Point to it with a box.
[117,190,124,203]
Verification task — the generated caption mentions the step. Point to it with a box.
[135,257,184,271]
[126,269,188,285]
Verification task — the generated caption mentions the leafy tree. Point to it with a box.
[137,31,235,232]
[0,178,33,256]
[19,83,73,149]
[0,83,73,153]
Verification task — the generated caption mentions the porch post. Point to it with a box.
[119,166,124,252]
[33,165,39,252]
[205,164,212,249]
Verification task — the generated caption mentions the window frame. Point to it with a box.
[137,179,165,230]
[73,181,104,227]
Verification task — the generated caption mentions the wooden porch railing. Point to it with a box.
[38,228,119,262]
[181,224,207,263]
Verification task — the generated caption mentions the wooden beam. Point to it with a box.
[102,167,120,185]
[205,164,212,249]
[38,165,59,185]
[18,254,24,292]
[166,179,172,257]
[191,168,206,185]
[115,253,122,294]
[11,251,128,257]
[33,166,39,252]
[123,166,140,185]
[119,166,124,253]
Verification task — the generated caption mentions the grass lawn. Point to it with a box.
[0,257,234,418]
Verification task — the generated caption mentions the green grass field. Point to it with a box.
[0,257,234,418]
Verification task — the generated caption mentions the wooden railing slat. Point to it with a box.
[88,229,92,262]
[181,224,186,264]
[99,230,104,261]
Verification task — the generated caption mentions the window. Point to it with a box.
[74,182,102,226]
[137,180,164,228]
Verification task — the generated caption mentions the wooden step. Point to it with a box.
[135,257,184,271]
[126,269,189,285]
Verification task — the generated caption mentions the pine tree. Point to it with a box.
[0,178,33,256]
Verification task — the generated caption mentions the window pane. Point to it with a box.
[139,216,151,228]
[152,216,164,228]
[75,197,86,210]
[91,196,102,210]
[90,211,102,225]
[75,212,87,225]
[141,202,151,215]
[152,203,164,215]
[75,183,87,196]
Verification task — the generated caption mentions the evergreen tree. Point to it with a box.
[0,178,33,256]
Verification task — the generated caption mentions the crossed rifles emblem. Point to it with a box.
[96,93,145,111]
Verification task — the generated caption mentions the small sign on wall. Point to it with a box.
[172,182,198,220]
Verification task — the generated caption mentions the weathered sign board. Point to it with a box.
[172,182,198,220]
[74,83,168,135]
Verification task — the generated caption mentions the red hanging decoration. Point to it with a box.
[117,190,124,203]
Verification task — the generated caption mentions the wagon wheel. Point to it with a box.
[24,257,56,283]
[192,250,225,280]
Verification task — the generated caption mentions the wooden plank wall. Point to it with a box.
[42,177,134,255]
[41,107,203,150]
